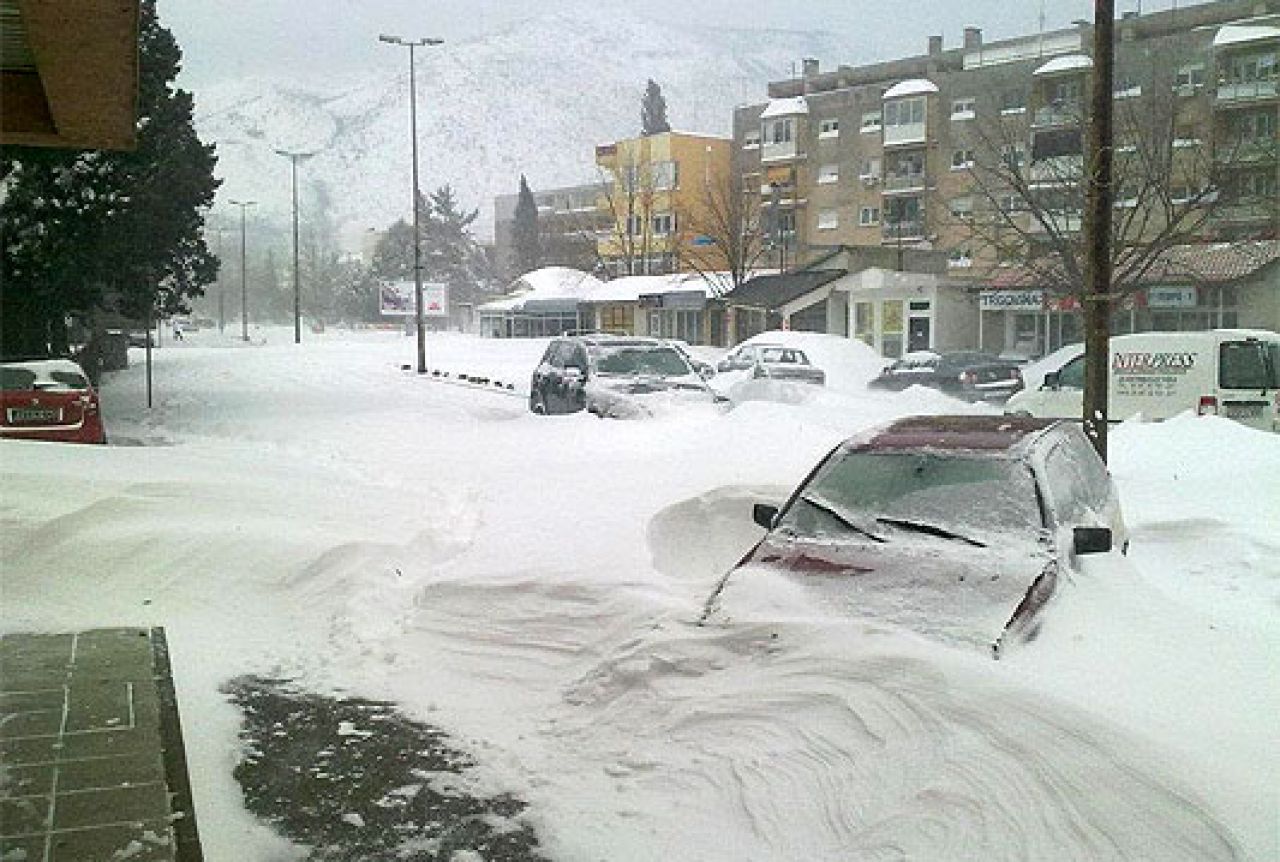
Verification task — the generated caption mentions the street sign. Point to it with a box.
[380,281,449,317]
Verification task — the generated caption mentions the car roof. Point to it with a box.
[847,415,1063,454]
[559,334,668,348]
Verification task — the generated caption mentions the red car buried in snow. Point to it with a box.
[1,359,107,444]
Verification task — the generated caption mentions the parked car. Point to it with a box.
[869,351,1024,401]
[529,334,722,417]
[668,340,716,379]
[0,359,107,444]
[1007,330,1280,432]
[705,415,1127,657]
[717,343,826,385]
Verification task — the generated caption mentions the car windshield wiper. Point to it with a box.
[798,493,886,543]
[874,517,987,547]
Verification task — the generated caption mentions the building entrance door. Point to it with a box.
[907,316,931,352]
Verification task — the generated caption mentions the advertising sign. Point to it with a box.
[979,289,1044,311]
[1111,350,1200,398]
[380,282,449,318]
[1146,286,1197,309]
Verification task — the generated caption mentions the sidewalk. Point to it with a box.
[1,628,201,861]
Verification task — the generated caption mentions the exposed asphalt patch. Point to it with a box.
[223,676,550,861]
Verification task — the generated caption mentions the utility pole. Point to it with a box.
[1083,1,1115,461]
[275,149,318,345]
[380,34,444,374]
[229,200,257,342]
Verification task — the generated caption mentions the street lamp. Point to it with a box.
[274,149,319,344]
[379,33,443,374]
[228,199,257,342]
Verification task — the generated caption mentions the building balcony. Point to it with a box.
[761,140,801,163]
[1028,156,1083,188]
[882,172,928,193]
[1215,79,1278,104]
[883,123,927,148]
[1215,139,1278,164]
[1026,212,1082,235]
[882,219,926,242]
[1031,104,1082,128]
[1214,200,1279,224]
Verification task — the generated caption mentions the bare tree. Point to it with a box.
[676,160,768,296]
[590,151,679,277]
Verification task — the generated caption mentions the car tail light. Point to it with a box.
[1010,368,1022,379]
[960,371,976,384]
[1197,395,1218,416]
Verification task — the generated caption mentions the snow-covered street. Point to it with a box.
[2,327,1276,861]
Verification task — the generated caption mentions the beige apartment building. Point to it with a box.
[733,0,1278,355]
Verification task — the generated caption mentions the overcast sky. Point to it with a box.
[160,0,1204,91]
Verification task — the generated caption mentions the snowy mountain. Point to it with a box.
[194,9,856,247]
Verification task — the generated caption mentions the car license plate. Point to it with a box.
[1224,403,1263,419]
[7,406,61,424]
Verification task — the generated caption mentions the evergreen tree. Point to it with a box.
[641,80,671,136]
[512,175,542,277]
[0,0,219,358]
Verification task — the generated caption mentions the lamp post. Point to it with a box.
[228,199,257,342]
[274,149,318,344]
[379,33,443,374]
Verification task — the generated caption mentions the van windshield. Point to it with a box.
[1219,341,1274,390]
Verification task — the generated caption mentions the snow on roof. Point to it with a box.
[1213,24,1280,48]
[759,97,809,119]
[477,267,605,314]
[882,79,938,100]
[586,273,722,303]
[1033,54,1093,76]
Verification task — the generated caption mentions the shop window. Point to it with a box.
[854,302,875,347]
[881,300,905,358]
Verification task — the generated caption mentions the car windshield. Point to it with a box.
[593,345,690,377]
[759,347,808,364]
[781,450,1042,537]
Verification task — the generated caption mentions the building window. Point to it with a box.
[767,118,793,144]
[859,206,880,226]
[626,214,643,236]
[861,111,883,133]
[1000,89,1026,114]
[652,161,678,191]
[818,117,840,138]
[1050,79,1082,106]
[854,301,875,347]
[1114,77,1142,99]
[817,164,839,184]
[999,194,1023,214]
[951,148,975,170]
[777,210,796,237]
[949,196,974,220]
[884,97,925,128]
[948,247,974,268]
[859,158,881,181]
[1001,144,1026,170]
[743,131,760,149]
[1225,51,1278,84]
[951,98,976,120]
[600,304,634,335]
[817,209,839,230]
[1233,110,1277,142]
[1174,63,1206,92]
[652,212,675,235]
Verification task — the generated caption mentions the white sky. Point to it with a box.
[158,0,1205,90]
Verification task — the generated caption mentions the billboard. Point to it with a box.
[380,281,449,318]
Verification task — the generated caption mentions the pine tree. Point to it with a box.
[0,0,219,358]
[641,80,671,137]
[512,175,542,277]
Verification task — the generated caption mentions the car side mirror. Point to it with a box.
[698,365,715,380]
[752,503,779,530]
[1041,371,1060,390]
[1073,526,1112,555]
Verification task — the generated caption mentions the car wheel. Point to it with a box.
[530,393,548,415]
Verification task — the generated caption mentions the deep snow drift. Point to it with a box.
[2,327,1275,861]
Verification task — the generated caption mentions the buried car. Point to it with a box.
[529,334,723,417]
[869,351,1024,402]
[717,343,825,385]
[1,359,107,444]
[703,415,1126,656]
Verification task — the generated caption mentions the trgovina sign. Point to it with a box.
[979,289,1044,311]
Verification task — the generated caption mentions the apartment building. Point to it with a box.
[594,131,733,277]
[733,0,1278,356]
[492,181,608,281]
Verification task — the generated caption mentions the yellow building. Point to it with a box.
[593,131,733,277]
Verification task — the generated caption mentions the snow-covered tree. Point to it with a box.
[0,0,219,358]
[641,80,671,137]
[512,175,542,277]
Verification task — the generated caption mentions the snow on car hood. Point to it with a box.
[716,532,1054,652]
[585,374,719,418]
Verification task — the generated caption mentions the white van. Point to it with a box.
[1006,330,1280,432]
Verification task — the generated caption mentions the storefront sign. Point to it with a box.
[380,281,448,317]
[979,289,1044,311]
[1146,286,1197,308]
